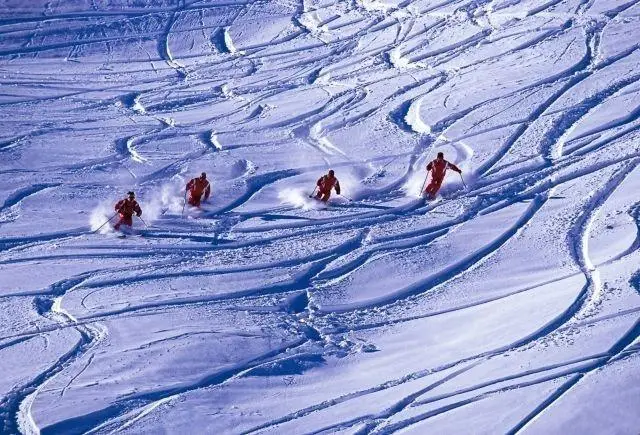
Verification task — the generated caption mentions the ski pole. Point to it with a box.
[459,172,467,189]
[93,212,118,233]
[339,194,354,202]
[420,173,429,197]
[181,191,187,216]
[137,215,149,228]
[379,155,400,171]
[308,187,318,198]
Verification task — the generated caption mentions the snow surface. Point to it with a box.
[0,0,639,433]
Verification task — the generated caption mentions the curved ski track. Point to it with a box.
[1,0,639,433]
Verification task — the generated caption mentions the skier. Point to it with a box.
[186,172,211,207]
[423,152,462,199]
[315,169,341,202]
[114,191,142,231]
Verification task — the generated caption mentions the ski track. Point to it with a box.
[1,0,640,433]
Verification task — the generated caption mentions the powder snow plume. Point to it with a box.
[141,182,186,221]
[403,166,429,197]
[89,201,117,233]
[278,188,325,210]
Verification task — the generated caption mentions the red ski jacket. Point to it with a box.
[427,158,461,180]
[317,175,340,194]
[115,198,142,217]
[187,178,211,200]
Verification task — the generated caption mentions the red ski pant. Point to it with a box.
[188,193,202,207]
[114,214,133,230]
[424,177,443,198]
[315,190,331,202]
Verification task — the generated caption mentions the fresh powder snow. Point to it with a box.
[0,0,639,433]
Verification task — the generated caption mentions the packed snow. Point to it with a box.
[1,0,639,433]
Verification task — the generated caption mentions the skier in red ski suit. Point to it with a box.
[424,152,462,199]
[315,170,341,202]
[186,172,211,207]
[114,191,142,230]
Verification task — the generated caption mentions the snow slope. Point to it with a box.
[1,0,639,433]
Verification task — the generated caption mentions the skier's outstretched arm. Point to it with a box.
[115,200,124,212]
[204,183,211,201]
[448,163,462,173]
[335,180,341,195]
